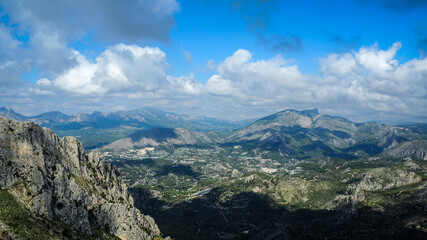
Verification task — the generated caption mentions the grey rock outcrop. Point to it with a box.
[0,116,161,239]
[348,166,422,205]
[385,139,427,160]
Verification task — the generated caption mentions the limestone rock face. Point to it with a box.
[95,203,159,239]
[0,116,160,239]
[385,139,427,160]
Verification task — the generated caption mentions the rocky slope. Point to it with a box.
[384,139,427,160]
[100,128,211,152]
[0,116,163,239]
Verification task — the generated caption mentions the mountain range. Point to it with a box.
[0,107,250,148]
[3,106,426,160]
[0,107,249,130]
[99,108,427,161]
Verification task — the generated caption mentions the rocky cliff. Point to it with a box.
[0,116,162,239]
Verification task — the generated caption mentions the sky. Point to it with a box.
[0,0,426,124]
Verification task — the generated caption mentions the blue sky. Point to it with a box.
[0,0,426,123]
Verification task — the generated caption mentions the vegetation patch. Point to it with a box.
[0,189,62,240]
[70,174,93,193]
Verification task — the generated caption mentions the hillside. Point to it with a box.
[100,128,211,152]
[0,116,166,239]
[384,139,427,160]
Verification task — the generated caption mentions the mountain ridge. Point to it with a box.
[0,107,248,131]
[0,107,250,149]
[101,108,427,161]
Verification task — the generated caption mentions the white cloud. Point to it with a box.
[356,42,401,77]
[0,0,180,76]
[36,78,51,86]
[202,43,426,121]
[28,87,54,96]
[167,73,202,95]
[206,49,307,99]
[50,44,202,98]
[1,42,426,123]
[52,44,168,95]
[319,53,358,80]
[319,42,427,101]
[205,75,235,95]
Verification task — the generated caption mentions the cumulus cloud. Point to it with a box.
[167,73,202,95]
[50,44,202,97]
[0,0,180,77]
[320,42,427,99]
[53,44,168,95]
[203,42,426,121]
[315,42,427,118]
[206,49,307,98]
[2,42,426,123]
[36,78,51,86]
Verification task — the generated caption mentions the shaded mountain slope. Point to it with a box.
[223,108,421,159]
[101,128,211,152]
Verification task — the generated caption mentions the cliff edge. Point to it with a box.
[0,116,162,239]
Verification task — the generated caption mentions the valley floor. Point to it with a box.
[102,146,427,239]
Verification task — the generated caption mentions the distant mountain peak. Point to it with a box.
[0,107,28,121]
[301,108,319,115]
[258,108,322,124]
